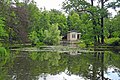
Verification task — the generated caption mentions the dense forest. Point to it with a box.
[0,0,120,50]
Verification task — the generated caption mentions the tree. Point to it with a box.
[28,5,62,45]
[10,2,29,43]
[27,1,41,32]
[43,24,61,45]
[67,11,82,31]
[62,0,119,44]
[49,9,68,35]
[112,12,120,37]
[105,12,120,38]
[29,23,61,45]
[100,0,104,44]
[0,0,31,43]
[62,0,101,44]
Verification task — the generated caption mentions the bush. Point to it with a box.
[29,24,61,45]
[0,47,9,59]
[105,38,120,46]
[43,24,61,45]
[36,42,45,47]
[78,40,87,48]
[79,42,86,48]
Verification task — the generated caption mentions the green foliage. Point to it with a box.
[1,50,120,79]
[62,0,120,44]
[0,0,120,46]
[27,51,117,79]
[39,11,50,30]
[36,42,45,47]
[105,38,120,46]
[49,9,68,35]
[67,11,95,45]
[29,31,39,44]
[0,47,7,57]
[43,24,61,45]
[29,52,38,60]
[28,4,63,45]
[0,17,8,37]
[29,30,45,46]
[29,51,61,66]
[67,11,82,31]
[78,41,86,48]
[0,47,10,68]
[62,0,90,13]
[29,24,61,45]
[104,13,120,38]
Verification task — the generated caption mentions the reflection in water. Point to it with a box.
[38,71,85,80]
[105,67,120,80]
[0,50,120,80]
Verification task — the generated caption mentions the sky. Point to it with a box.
[34,0,65,11]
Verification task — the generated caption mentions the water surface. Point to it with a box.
[0,48,120,80]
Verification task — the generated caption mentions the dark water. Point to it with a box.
[0,49,120,80]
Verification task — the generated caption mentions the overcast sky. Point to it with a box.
[34,0,65,11]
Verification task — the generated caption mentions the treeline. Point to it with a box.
[62,0,120,46]
[0,0,120,47]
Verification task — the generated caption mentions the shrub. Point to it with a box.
[43,24,61,45]
[0,47,7,56]
[78,40,87,48]
[29,24,61,45]
[36,42,45,47]
[105,38,120,46]
[79,42,86,48]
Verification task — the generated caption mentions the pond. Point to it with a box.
[0,48,120,80]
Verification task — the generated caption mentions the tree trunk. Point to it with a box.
[101,0,104,44]
[101,52,104,80]
[98,35,100,43]
[91,0,93,6]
